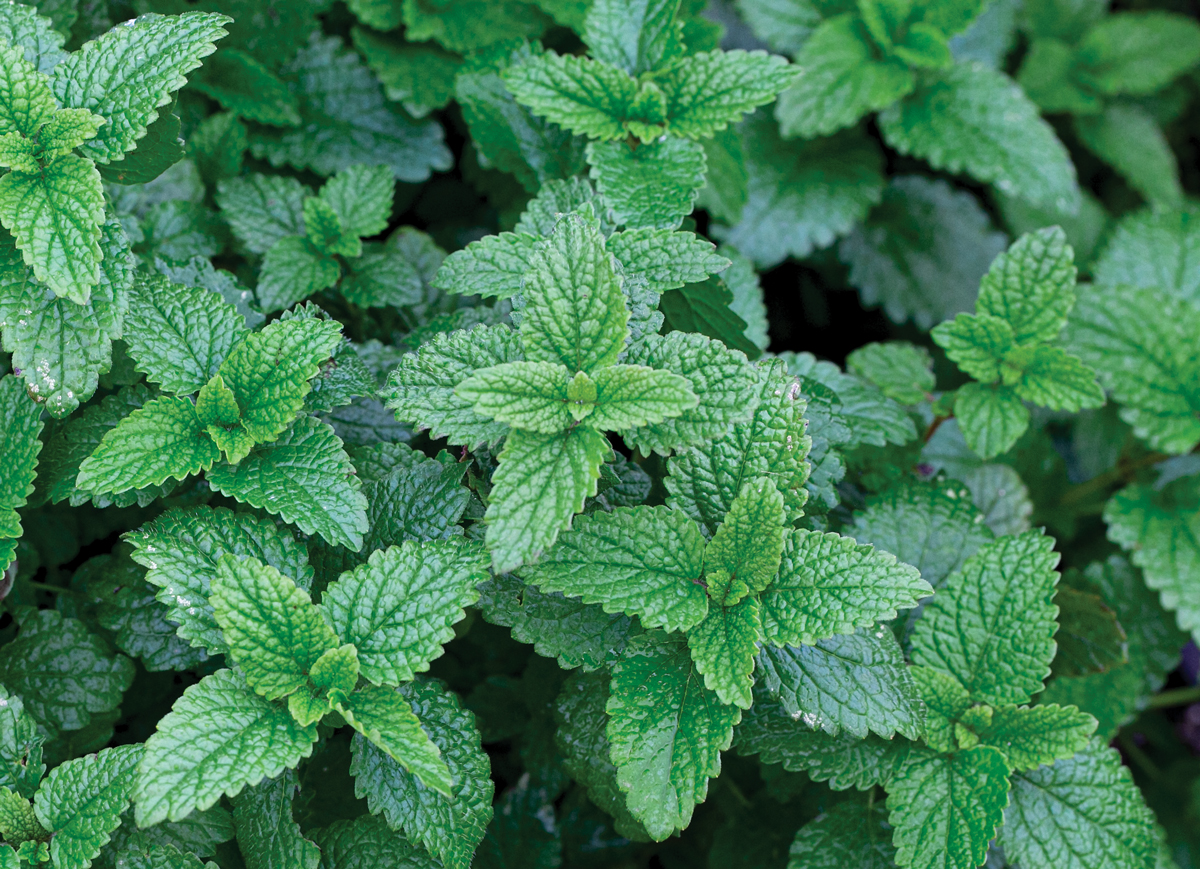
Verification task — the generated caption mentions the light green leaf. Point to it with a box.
[216,317,342,445]
[583,0,681,75]
[1064,282,1200,454]
[775,14,914,138]
[520,503,707,631]
[846,341,936,405]
[1008,345,1105,412]
[605,228,730,293]
[455,361,574,434]
[210,555,337,701]
[0,41,56,137]
[1073,11,1200,97]
[51,11,230,163]
[886,745,1011,869]
[910,530,1060,706]
[502,52,638,140]
[976,226,1076,345]
[756,628,924,740]
[382,324,521,447]
[0,686,45,799]
[0,375,43,539]
[954,382,1030,460]
[206,417,369,551]
[321,540,488,685]
[485,425,609,574]
[932,313,1014,383]
[998,740,1158,869]
[349,679,493,869]
[686,596,761,708]
[338,685,452,797]
[759,528,931,647]
[432,231,536,300]
[971,704,1096,771]
[620,331,757,455]
[658,49,799,139]
[215,174,308,255]
[878,62,1079,214]
[134,669,318,827]
[714,115,884,269]
[588,364,697,430]
[587,137,707,231]
[0,3,67,74]
[319,163,393,240]
[127,505,314,655]
[33,744,141,869]
[704,478,784,605]
[0,153,104,304]
[1075,103,1183,211]
[255,237,341,313]
[37,108,105,159]
[75,395,219,495]
[123,273,247,395]
[0,609,133,732]
[230,770,319,869]
[606,631,741,840]
[1092,209,1200,307]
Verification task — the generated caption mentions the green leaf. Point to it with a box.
[775,14,914,138]
[382,324,521,447]
[583,0,681,75]
[1064,283,1200,454]
[588,364,697,430]
[350,679,493,869]
[1105,478,1200,644]
[256,237,341,313]
[606,631,741,840]
[666,359,810,534]
[586,137,706,231]
[1053,583,1129,678]
[247,35,452,182]
[215,174,308,255]
[433,230,535,300]
[1073,11,1200,97]
[402,0,547,52]
[1075,104,1183,211]
[216,316,342,445]
[886,745,1011,869]
[230,770,320,869]
[477,571,642,670]
[51,11,230,163]
[704,478,784,604]
[485,426,610,574]
[0,41,56,138]
[123,274,248,395]
[456,361,574,434]
[95,106,182,185]
[998,740,1158,869]
[658,277,761,359]
[1007,345,1105,412]
[338,685,452,797]
[519,504,708,632]
[759,528,931,647]
[206,417,369,551]
[604,225,731,294]
[319,164,394,241]
[0,375,42,540]
[304,196,359,258]
[878,62,1079,214]
[33,744,141,869]
[658,49,799,138]
[210,555,337,701]
[686,596,761,708]
[787,799,897,869]
[932,312,1014,383]
[192,48,302,127]
[620,331,757,455]
[0,788,47,844]
[0,153,104,304]
[846,341,935,405]
[975,226,1076,345]
[501,52,639,141]
[0,3,66,74]
[341,243,424,308]
[910,530,1060,706]
[134,669,318,827]
[321,540,488,685]
[756,628,924,740]
[1092,209,1200,307]
[0,609,133,732]
[127,505,314,655]
[353,28,461,119]
[970,704,1096,771]
[839,174,1006,330]
[311,815,437,869]
[953,382,1030,460]
[74,395,219,496]
[714,116,884,270]
[0,686,45,799]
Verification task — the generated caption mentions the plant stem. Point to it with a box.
[23,581,80,596]
[1059,451,1169,508]
[1146,684,1200,709]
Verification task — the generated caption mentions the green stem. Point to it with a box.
[1058,451,1169,508]
[23,581,79,596]
[1146,684,1200,709]
[1117,732,1163,783]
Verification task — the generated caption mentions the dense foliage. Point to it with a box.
[0,0,1198,867]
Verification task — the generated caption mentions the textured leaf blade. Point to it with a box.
[338,685,452,797]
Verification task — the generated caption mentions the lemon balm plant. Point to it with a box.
[0,0,1198,867]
